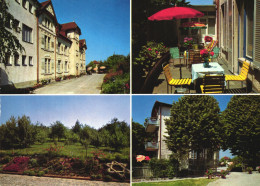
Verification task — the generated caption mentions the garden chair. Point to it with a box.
[225,61,250,92]
[200,74,226,94]
[162,63,192,94]
[188,50,202,69]
[170,47,184,67]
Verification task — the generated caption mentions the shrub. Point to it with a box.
[23,170,30,175]
[178,169,189,177]
[38,171,45,177]
[29,170,36,176]
[103,175,113,182]
[96,174,102,179]
[0,156,12,164]
[44,168,49,174]
[149,158,169,178]
[29,158,38,168]
[91,174,97,180]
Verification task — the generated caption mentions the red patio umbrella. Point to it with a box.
[148,7,204,21]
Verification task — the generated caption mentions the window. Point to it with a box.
[29,3,33,14]
[58,42,61,53]
[245,0,254,58]
[14,54,19,66]
[58,60,61,72]
[48,60,50,73]
[44,36,50,50]
[22,0,27,9]
[200,19,207,35]
[22,24,32,43]
[189,150,197,159]
[29,56,33,66]
[13,19,21,32]
[44,58,51,73]
[208,18,215,35]
[5,54,11,65]
[5,16,11,29]
[22,55,26,66]
[65,46,67,55]
[65,61,68,72]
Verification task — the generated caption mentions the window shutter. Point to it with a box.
[254,0,260,64]
[51,39,54,51]
[41,59,45,74]
[41,35,45,49]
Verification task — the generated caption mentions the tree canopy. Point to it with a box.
[165,96,224,156]
[221,96,260,168]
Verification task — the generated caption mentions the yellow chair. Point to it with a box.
[225,61,250,92]
[162,63,192,93]
[200,74,225,94]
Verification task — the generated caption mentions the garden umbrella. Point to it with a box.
[181,21,207,30]
[148,6,204,79]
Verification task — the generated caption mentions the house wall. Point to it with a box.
[38,13,56,81]
[0,0,38,88]
[218,0,260,92]
[79,48,86,74]
[56,37,71,77]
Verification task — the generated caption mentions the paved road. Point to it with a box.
[208,171,260,186]
[0,174,129,186]
[33,74,105,94]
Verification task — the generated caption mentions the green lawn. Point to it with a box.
[0,141,129,161]
[133,178,217,186]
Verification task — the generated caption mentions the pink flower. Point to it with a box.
[145,156,151,161]
[184,39,188,43]
[210,51,214,56]
[148,48,152,51]
[156,51,158,54]
[188,37,193,41]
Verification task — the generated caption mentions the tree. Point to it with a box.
[72,120,82,134]
[132,121,146,156]
[0,0,24,63]
[165,96,224,160]
[79,125,92,157]
[49,121,66,141]
[221,96,260,168]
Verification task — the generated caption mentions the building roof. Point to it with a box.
[151,101,172,117]
[38,0,58,25]
[79,39,87,50]
[61,22,82,35]
[40,0,50,8]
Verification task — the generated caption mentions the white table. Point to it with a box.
[191,62,225,82]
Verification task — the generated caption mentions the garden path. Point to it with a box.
[0,173,129,186]
[33,74,105,94]
[207,171,260,186]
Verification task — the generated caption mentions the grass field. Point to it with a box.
[0,141,129,161]
[132,178,217,186]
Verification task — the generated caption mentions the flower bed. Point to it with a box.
[3,156,30,172]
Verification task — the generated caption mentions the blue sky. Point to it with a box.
[132,95,234,159]
[39,0,130,65]
[0,96,130,129]
[189,0,214,5]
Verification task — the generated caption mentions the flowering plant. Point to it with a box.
[220,170,228,178]
[134,41,168,72]
[200,49,214,62]
[247,167,253,174]
[3,157,30,172]
[183,37,194,48]
[204,36,213,42]
[256,166,260,173]
[205,168,213,176]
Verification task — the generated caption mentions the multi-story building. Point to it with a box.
[145,101,219,172]
[0,0,40,88]
[1,0,87,89]
[215,0,260,92]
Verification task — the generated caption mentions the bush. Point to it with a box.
[0,156,12,164]
[29,170,36,176]
[96,174,102,179]
[23,170,30,175]
[29,158,38,168]
[44,168,49,174]
[177,169,189,177]
[38,171,45,177]
[103,175,113,182]
[90,174,97,180]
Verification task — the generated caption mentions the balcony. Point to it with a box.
[145,117,159,132]
[145,142,158,151]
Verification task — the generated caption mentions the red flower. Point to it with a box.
[210,51,214,56]
[148,48,152,51]
[204,36,213,42]
[145,156,151,161]
[156,51,158,54]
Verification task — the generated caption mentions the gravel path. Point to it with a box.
[33,74,105,94]
[207,172,260,186]
[0,174,129,186]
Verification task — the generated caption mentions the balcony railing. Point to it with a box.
[145,142,158,151]
[145,117,159,132]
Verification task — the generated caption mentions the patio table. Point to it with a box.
[191,62,225,82]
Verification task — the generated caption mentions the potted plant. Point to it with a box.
[247,167,253,174]
[55,77,62,81]
[205,168,213,179]
[200,49,214,68]
[183,37,194,50]
[41,79,48,85]
[220,170,228,179]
